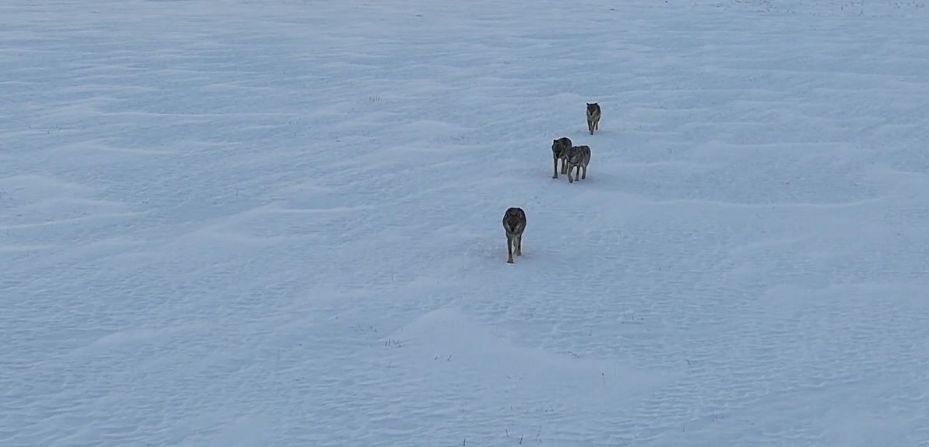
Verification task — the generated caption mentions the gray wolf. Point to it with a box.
[586,103,601,135]
[502,207,527,263]
[551,137,572,179]
[566,145,591,183]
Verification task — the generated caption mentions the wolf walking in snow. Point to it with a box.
[566,145,591,183]
[502,207,527,264]
[586,102,601,135]
[552,137,572,179]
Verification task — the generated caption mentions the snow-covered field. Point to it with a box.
[3,0,929,445]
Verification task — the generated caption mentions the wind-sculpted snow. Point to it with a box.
[2,0,928,445]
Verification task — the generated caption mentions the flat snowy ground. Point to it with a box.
[3,0,929,445]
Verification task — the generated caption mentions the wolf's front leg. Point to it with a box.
[552,157,558,179]
[515,234,522,256]
[506,235,514,263]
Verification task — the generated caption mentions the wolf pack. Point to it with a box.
[503,102,600,264]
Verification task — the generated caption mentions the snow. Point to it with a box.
[3,0,929,445]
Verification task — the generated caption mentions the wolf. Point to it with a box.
[565,145,591,183]
[502,207,527,264]
[586,102,601,135]
[551,137,572,179]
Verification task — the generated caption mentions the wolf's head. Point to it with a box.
[552,138,571,156]
[504,207,525,227]
[567,146,588,164]
[567,149,580,164]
